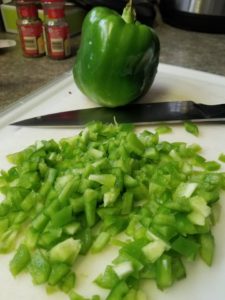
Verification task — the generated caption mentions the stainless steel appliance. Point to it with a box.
[159,0,225,33]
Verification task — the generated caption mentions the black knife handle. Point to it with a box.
[194,102,225,118]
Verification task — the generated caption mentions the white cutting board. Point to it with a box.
[0,64,225,300]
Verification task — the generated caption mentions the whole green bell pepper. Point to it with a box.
[73,0,160,107]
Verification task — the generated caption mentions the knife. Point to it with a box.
[10,101,225,127]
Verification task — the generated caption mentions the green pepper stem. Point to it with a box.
[122,0,136,24]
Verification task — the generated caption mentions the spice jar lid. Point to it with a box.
[41,0,65,3]
[47,7,65,18]
[17,4,38,18]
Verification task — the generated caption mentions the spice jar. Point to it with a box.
[42,0,71,59]
[16,0,45,57]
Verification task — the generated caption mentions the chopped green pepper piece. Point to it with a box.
[69,290,88,300]
[58,177,79,205]
[24,227,39,250]
[91,296,101,300]
[172,257,186,281]
[0,217,9,233]
[0,229,18,253]
[199,232,215,266]
[121,192,133,215]
[0,203,10,217]
[94,265,120,289]
[39,168,57,197]
[155,125,172,135]
[38,228,62,249]
[184,121,199,136]
[20,191,41,211]
[175,213,197,234]
[10,244,31,276]
[218,153,225,162]
[29,250,51,284]
[59,271,76,293]
[49,238,81,265]
[106,280,129,300]
[84,189,99,227]
[75,227,93,255]
[91,231,110,253]
[171,236,199,260]
[112,261,134,279]
[89,174,116,188]
[44,199,61,218]
[126,132,145,156]
[63,222,80,236]
[32,212,49,232]
[156,254,173,290]
[51,206,73,228]
[203,161,221,171]
[48,262,70,285]
[142,240,167,263]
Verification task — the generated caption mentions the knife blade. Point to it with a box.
[10,101,225,127]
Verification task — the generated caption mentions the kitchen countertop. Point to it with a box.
[0,19,225,113]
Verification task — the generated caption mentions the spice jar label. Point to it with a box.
[19,23,45,56]
[46,25,71,59]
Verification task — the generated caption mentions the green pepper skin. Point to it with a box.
[73,4,160,107]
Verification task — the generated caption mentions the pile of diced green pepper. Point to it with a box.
[0,122,224,300]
